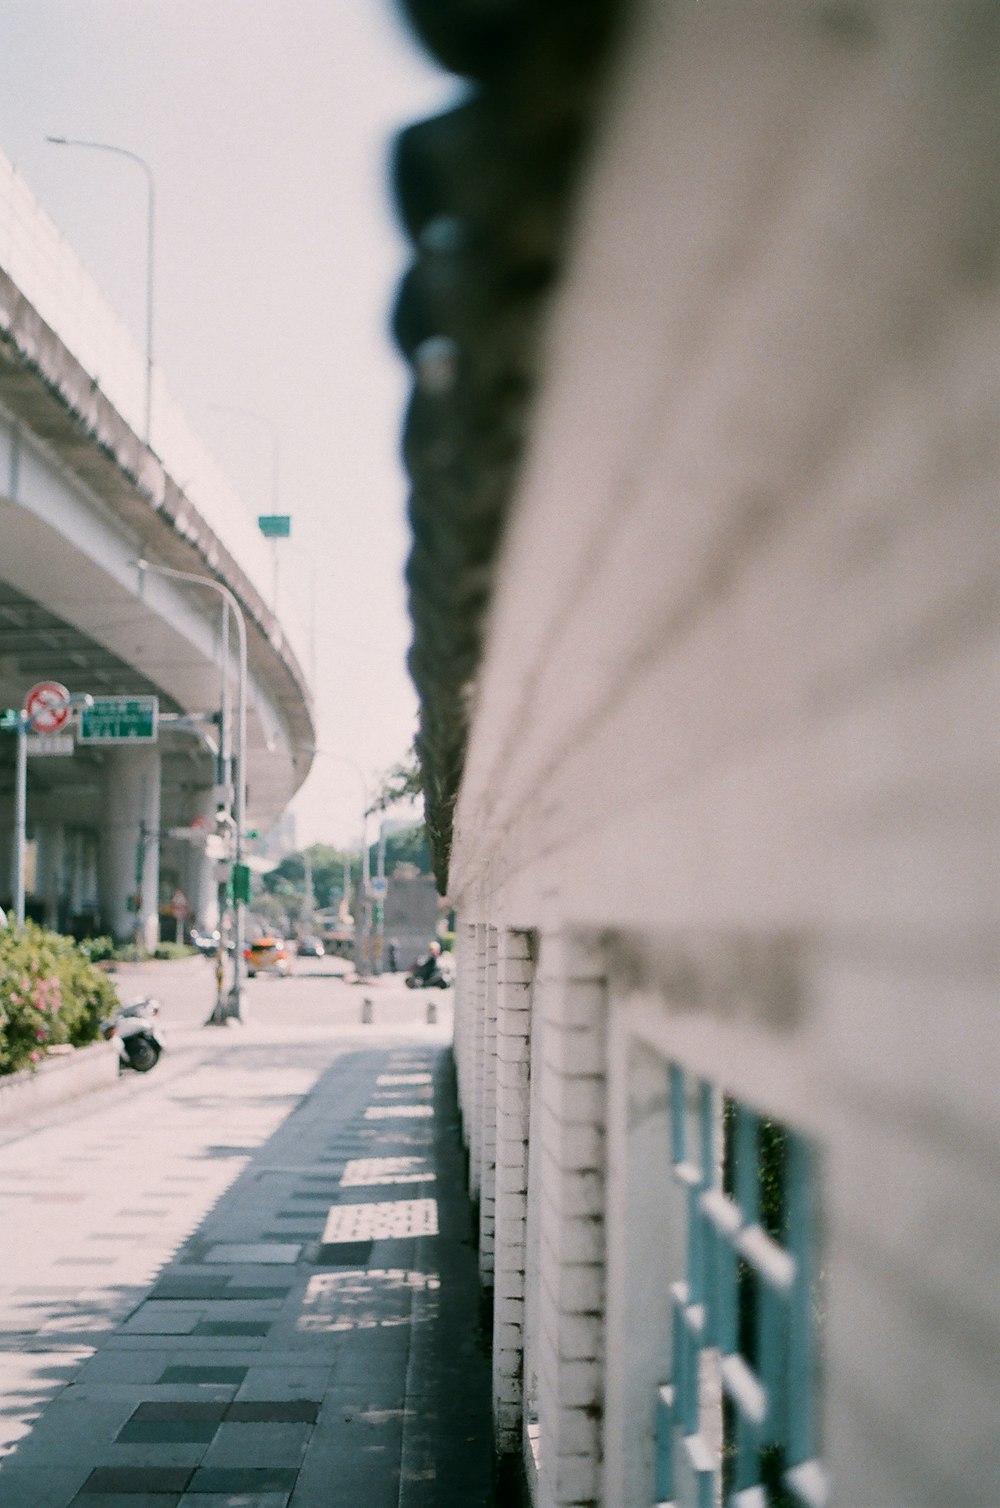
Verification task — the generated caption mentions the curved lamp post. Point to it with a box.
[136,559,247,1023]
[47,135,156,444]
[209,404,286,611]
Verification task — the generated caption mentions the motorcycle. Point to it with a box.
[101,996,166,1073]
[405,960,453,990]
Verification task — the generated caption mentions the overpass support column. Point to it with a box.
[36,822,66,931]
[99,746,161,949]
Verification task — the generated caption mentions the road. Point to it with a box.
[112,951,452,1037]
[0,956,490,1508]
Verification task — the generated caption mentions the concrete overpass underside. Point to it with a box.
[0,261,315,942]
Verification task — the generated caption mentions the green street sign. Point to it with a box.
[231,862,252,904]
[258,514,291,538]
[79,695,159,744]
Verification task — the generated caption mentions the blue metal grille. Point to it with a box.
[655,1066,827,1508]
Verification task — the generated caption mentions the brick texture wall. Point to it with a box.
[447,3,999,1504]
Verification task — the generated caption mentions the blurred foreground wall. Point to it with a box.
[406,2,998,1504]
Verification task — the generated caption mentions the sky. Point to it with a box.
[0,0,453,847]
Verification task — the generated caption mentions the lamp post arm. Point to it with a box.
[46,136,155,443]
[135,558,247,1021]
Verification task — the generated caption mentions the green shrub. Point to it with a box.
[153,942,195,961]
[0,921,119,1076]
[76,934,116,965]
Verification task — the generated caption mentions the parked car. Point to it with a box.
[245,936,291,977]
[297,936,325,957]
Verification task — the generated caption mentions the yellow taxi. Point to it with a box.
[244,936,292,978]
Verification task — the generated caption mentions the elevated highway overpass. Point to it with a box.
[0,151,315,942]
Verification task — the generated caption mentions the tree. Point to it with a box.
[261,845,357,913]
[367,741,424,816]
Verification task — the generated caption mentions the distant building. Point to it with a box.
[383,867,441,973]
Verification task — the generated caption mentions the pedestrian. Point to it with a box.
[387,938,399,972]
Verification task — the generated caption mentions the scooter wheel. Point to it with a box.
[127,1037,160,1073]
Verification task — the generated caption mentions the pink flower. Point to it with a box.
[35,1027,48,1041]
[29,1050,39,1063]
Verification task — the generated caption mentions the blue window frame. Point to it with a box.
[656,1065,827,1508]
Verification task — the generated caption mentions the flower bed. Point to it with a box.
[0,921,119,1076]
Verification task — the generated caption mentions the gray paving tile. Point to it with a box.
[73,1497,183,1508]
[73,1493,186,1508]
[192,1321,271,1337]
[226,1401,318,1423]
[106,1335,266,1352]
[78,1465,193,1493]
[202,1246,300,1265]
[233,1366,330,1403]
[131,1400,229,1422]
[147,1279,230,1302]
[200,1421,309,1468]
[292,1425,401,1506]
[121,1308,202,1336]
[312,1241,372,1266]
[116,1417,220,1444]
[187,1467,298,1494]
[0,1464,93,1508]
[213,1287,291,1301]
[179,1495,289,1508]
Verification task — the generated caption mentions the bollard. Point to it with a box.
[361,997,373,1024]
[426,999,437,1024]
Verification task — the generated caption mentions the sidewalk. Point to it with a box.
[0,1034,495,1507]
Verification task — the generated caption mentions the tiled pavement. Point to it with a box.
[0,1032,495,1506]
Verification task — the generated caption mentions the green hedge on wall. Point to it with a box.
[0,921,119,1076]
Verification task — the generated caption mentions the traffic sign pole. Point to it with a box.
[12,689,93,925]
[13,711,27,926]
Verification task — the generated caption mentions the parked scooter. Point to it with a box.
[101,997,166,1073]
[405,952,453,990]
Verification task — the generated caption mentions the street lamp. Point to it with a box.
[13,693,93,926]
[210,404,288,611]
[210,404,280,516]
[135,559,247,1023]
[46,136,156,445]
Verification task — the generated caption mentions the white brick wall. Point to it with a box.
[534,934,606,1508]
[492,929,534,1453]
[479,925,499,1280]
[454,921,477,1152]
[468,922,488,1198]
[444,3,1000,1504]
